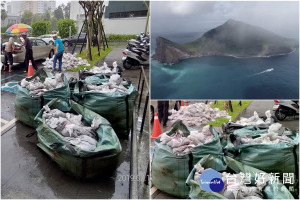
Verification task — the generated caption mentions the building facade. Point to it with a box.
[70,1,149,35]
[20,1,56,15]
[2,15,21,27]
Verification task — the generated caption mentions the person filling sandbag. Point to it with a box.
[169,102,230,126]
[159,125,215,155]
[234,123,294,145]
[86,74,128,93]
[42,52,90,71]
[193,163,268,199]
[235,110,274,126]
[20,73,64,97]
[42,105,102,151]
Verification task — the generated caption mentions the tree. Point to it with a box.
[21,10,33,25]
[1,9,7,22]
[79,1,99,60]
[54,6,64,20]
[57,19,77,38]
[95,1,105,55]
[31,21,50,36]
[63,2,71,19]
[41,10,51,21]
[32,13,42,23]
[50,17,58,31]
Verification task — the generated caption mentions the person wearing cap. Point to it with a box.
[52,34,64,72]
[2,37,16,73]
[21,32,37,72]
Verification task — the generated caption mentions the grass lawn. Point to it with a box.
[69,47,113,72]
[207,100,252,127]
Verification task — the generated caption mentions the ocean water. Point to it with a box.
[151,49,299,99]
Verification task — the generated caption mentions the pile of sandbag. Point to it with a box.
[160,125,214,155]
[193,162,267,199]
[169,103,230,126]
[42,53,90,71]
[20,73,64,97]
[235,123,293,145]
[42,105,102,151]
[86,74,128,93]
[88,61,120,76]
[235,110,273,126]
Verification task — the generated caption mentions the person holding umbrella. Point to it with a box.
[20,32,37,72]
[52,34,64,72]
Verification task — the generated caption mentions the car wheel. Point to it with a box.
[49,50,54,58]
[64,41,69,47]
[49,40,54,45]
[275,109,287,121]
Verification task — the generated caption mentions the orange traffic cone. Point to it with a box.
[27,60,34,77]
[151,113,162,139]
[181,100,185,107]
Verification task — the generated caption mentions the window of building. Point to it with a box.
[108,10,147,19]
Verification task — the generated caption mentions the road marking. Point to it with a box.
[1,118,18,132]
[150,186,158,195]
[1,118,9,124]
[1,74,26,82]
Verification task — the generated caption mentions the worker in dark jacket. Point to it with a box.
[21,32,37,72]
[158,101,169,127]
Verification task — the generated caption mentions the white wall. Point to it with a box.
[103,17,149,35]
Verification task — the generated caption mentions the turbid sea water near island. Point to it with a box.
[151,34,299,99]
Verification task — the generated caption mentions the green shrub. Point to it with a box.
[57,19,77,39]
[69,47,113,72]
[108,34,137,41]
[31,21,50,37]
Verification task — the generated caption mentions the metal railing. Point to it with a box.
[137,66,150,134]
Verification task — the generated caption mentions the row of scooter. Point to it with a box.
[122,33,150,69]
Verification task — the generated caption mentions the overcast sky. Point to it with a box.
[151,1,299,39]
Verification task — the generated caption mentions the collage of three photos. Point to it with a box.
[1,0,299,199]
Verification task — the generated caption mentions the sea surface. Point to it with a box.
[151,35,299,99]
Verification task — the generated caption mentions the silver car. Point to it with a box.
[1,37,54,65]
[38,34,61,45]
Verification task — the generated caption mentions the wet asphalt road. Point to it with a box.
[1,44,150,199]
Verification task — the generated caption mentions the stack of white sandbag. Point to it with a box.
[194,163,267,199]
[169,103,230,127]
[42,53,90,71]
[88,61,120,76]
[235,110,273,126]
[160,125,214,155]
[239,123,293,145]
[87,74,128,93]
[42,105,102,151]
[20,73,64,97]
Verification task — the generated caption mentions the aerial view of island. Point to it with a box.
[151,1,299,99]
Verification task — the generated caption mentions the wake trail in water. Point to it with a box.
[247,68,274,78]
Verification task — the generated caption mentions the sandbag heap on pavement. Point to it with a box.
[169,103,230,126]
[21,73,64,97]
[43,53,90,71]
[193,163,268,199]
[42,105,102,151]
[235,110,274,126]
[88,61,120,75]
[87,74,128,93]
[234,123,294,145]
[160,125,214,155]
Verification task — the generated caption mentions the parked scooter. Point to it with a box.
[273,100,299,121]
[122,33,150,69]
[122,47,149,69]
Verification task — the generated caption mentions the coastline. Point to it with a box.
[152,48,298,65]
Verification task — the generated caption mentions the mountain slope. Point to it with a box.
[153,19,298,63]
